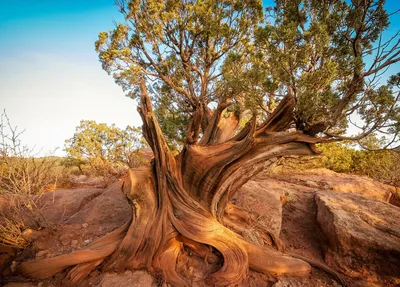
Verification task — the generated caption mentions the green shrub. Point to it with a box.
[277,140,400,186]
[64,120,148,181]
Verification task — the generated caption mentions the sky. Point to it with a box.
[0,0,399,156]
[0,0,137,156]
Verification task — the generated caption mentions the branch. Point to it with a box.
[137,79,170,160]
[199,98,235,146]
[255,91,295,135]
[186,105,204,145]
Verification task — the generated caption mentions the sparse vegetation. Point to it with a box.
[0,217,29,249]
[0,111,58,247]
[278,139,400,186]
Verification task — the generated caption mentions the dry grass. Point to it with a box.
[0,216,29,249]
[0,111,58,248]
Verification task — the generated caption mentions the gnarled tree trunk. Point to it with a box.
[19,81,322,286]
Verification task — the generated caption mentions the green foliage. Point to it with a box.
[64,120,147,176]
[317,142,356,173]
[97,0,400,148]
[224,0,399,139]
[95,0,262,97]
[153,95,190,150]
[318,140,400,186]
[96,0,263,145]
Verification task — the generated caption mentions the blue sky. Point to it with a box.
[0,1,137,156]
[0,0,399,156]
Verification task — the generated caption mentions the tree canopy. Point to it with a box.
[95,0,400,149]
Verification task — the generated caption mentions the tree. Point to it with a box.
[64,120,146,174]
[20,0,400,286]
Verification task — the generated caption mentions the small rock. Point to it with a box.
[71,240,79,247]
[100,270,155,286]
[305,180,319,188]
[10,261,17,273]
[22,229,41,242]
[36,250,49,258]
[61,239,71,246]
[84,239,91,245]
[82,223,89,228]
[271,278,305,287]
[59,233,73,241]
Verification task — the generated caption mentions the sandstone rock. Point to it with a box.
[316,191,400,283]
[36,182,131,235]
[330,177,392,202]
[64,182,132,230]
[71,240,79,247]
[35,250,50,259]
[233,178,284,239]
[99,270,156,287]
[273,168,393,202]
[36,188,105,223]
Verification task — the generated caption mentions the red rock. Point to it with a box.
[99,270,156,287]
[316,191,400,284]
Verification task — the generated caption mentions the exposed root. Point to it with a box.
[153,237,186,287]
[262,232,283,251]
[65,258,104,284]
[178,235,218,264]
[19,222,129,279]
[241,239,311,277]
[288,253,348,286]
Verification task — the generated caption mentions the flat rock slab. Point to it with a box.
[38,181,132,229]
[316,191,400,284]
[273,168,394,202]
[234,178,284,237]
[99,270,157,287]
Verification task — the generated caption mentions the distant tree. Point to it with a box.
[64,120,146,173]
[21,1,400,286]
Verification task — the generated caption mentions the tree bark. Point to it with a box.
[19,81,322,286]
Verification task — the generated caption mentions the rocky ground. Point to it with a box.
[1,168,399,287]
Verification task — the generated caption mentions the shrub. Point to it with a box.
[277,140,400,186]
[0,111,57,247]
[64,120,148,182]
